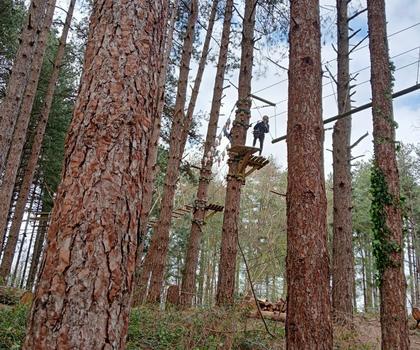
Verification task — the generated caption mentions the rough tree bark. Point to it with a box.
[141,0,202,304]
[0,0,76,282]
[0,0,55,255]
[180,0,234,308]
[0,0,48,175]
[332,0,353,323]
[286,0,333,348]
[216,0,257,307]
[367,1,409,349]
[22,0,167,348]
[131,2,179,306]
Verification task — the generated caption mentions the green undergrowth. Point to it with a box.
[0,304,28,350]
[127,306,285,350]
[0,304,400,349]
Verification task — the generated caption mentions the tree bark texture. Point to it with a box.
[286,1,333,348]
[179,0,234,308]
[131,1,178,307]
[142,0,199,303]
[367,1,409,349]
[0,0,48,175]
[0,0,55,255]
[22,1,167,348]
[0,0,75,282]
[216,0,257,307]
[332,0,353,323]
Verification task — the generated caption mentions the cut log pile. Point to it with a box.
[242,295,287,322]
[0,286,33,306]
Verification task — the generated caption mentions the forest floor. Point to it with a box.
[1,303,420,349]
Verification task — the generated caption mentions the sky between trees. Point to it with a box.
[186,0,420,175]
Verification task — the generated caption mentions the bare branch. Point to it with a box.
[349,34,369,55]
[350,154,365,162]
[266,57,288,71]
[348,28,361,40]
[348,8,367,22]
[350,131,369,149]
[324,65,338,85]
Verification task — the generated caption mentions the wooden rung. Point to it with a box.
[228,145,259,157]
[205,203,224,212]
[247,156,269,169]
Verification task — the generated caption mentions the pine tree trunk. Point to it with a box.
[332,0,353,323]
[20,186,42,289]
[0,0,55,252]
[216,0,257,307]
[26,208,48,290]
[0,0,75,282]
[143,0,200,303]
[10,183,38,286]
[408,233,416,305]
[22,1,167,348]
[367,1,409,348]
[180,0,234,308]
[0,0,48,175]
[131,2,179,306]
[286,0,333,348]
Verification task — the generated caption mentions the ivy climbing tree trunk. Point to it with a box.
[0,0,48,176]
[22,0,167,348]
[180,0,234,308]
[332,0,353,323]
[131,1,178,307]
[0,0,76,282]
[216,0,257,307]
[286,0,333,348]
[367,0,409,348]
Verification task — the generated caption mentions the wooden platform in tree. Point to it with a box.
[228,145,260,158]
[148,202,224,227]
[227,145,269,180]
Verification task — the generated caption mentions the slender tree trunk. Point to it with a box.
[180,0,234,307]
[408,232,416,305]
[196,246,206,305]
[20,187,42,289]
[365,245,374,311]
[0,0,55,250]
[22,1,167,348]
[131,1,179,307]
[216,0,257,307]
[0,0,75,282]
[143,0,201,303]
[10,183,38,286]
[286,0,333,348]
[361,249,368,312]
[0,0,48,175]
[367,1,409,348]
[26,208,48,290]
[332,0,353,323]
